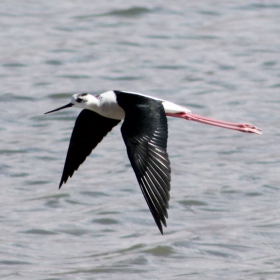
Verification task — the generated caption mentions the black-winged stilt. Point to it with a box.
[45,90,262,234]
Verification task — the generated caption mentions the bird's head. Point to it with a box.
[45,93,99,114]
[71,93,91,107]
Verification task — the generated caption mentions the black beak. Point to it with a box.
[45,103,73,114]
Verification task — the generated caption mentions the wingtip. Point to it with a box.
[58,181,63,189]
[157,220,166,235]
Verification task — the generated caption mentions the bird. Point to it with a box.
[45,90,262,234]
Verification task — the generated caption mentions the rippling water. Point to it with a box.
[0,1,279,279]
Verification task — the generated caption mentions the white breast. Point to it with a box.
[98,91,125,120]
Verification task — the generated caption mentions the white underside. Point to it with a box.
[162,101,191,114]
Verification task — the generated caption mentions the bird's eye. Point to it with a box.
[76,97,83,103]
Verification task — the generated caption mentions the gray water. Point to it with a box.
[0,1,279,279]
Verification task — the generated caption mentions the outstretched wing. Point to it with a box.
[116,92,171,234]
[59,109,120,188]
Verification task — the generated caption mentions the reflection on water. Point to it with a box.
[0,1,279,279]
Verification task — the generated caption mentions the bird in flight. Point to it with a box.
[45,90,262,234]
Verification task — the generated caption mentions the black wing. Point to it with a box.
[59,109,120,188]
[116,92,171,234]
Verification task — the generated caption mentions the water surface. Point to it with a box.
[0,1,279,279]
